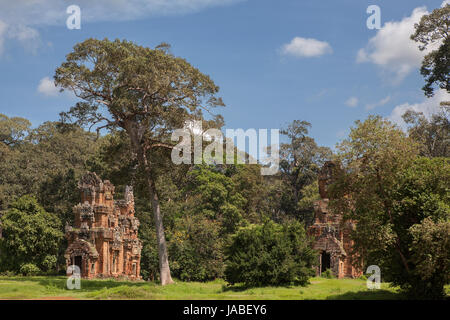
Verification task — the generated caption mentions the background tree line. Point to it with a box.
[0,111,327,282]
[0,3,448,299]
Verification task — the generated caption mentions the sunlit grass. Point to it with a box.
[0,276,447,300]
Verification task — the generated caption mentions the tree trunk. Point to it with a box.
[146,174,174,285]
[126,121,174,285]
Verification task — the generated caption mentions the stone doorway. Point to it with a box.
[321,252,331,273]
[74,255,83,274]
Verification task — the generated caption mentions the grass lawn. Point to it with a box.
[3,276,445,300]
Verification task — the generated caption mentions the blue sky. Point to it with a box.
[0,0,448,149]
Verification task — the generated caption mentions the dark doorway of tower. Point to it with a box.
[74,255,83,275]
[321,251,331,273]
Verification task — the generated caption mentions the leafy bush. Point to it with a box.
[0,196,63,273]
[169,215,224,281]
[406,217,450,299]
[224,220,316,287]
[19,263,40,276]
[321,269,334,279]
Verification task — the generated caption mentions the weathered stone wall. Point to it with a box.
[308,162,362,279]
[65,172,142,280]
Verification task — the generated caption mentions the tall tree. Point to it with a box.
[411,4,450,97]
[54,38,224,285]
[0,114,31,147]
[327,116,450,298]
[330,116,419,274]
[402,109,450,158]
[279,120,332,222]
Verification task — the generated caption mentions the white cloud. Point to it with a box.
[281,37,332,58]
[0,0,243,55]
[357,6,438,83]
[442,1,450,7]
[8,24,39,42]
[388,90,450,128]
[37,77,60,96]
[366,96,391,111]
[345,97,359,108]
[7,24,40,53]
[0,19,41,55]
[0,0,242,25]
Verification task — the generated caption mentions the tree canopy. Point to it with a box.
[54,38,225,285]
[329,116,449,299]
[411,4,450,97]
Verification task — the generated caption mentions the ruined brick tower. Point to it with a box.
[65,172,142,279]
[308,162,362,278]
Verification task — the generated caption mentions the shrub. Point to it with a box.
[0,196,63,273]
[19,263,40,276]
[224,220,316,287]
[321,269,334,279]
[169,215,224,281]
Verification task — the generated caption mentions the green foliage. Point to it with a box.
[279,120,332,222]
[0,196,63,273]
[408,217,450,299]
[134,206,160,282]
[224,220,316,287]
[38,169,79,226]
[0,113,31,147]
[388,157,450,299]
[169,215,224,281]
[402,109,450,158]
[411,4,450,97]
[321,269,334,279]
[55,38,224,129]
[296,181,321,226]
[331,116,449,299]
[0,121,99,211]
[184,165,246,234]
[229,164,270,224]
[19,263,40,276]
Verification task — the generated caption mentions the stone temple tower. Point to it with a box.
[307,162,362,278]
[65,172,142,279]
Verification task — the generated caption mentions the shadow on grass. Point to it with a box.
[221,284,251,293]
[326,289,405,300]
[37,277,152,293]
[221,283,297,293]
[0,276,154,293]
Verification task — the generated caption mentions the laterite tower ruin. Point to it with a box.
[65,172,142,279]
[308,162,362,278]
